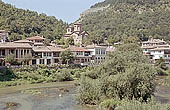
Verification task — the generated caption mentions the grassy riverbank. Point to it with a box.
[0,65,91,88]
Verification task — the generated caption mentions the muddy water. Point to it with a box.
[0,82,96,110]
[154,76,170,104]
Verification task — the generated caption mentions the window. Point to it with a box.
[76,52,83,56]
[96,49,99,54]
[44,53,47,57]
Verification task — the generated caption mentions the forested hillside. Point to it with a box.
[0,1,67,41]
[79,0,170,44]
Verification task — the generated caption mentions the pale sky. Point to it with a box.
[3,0,104,23]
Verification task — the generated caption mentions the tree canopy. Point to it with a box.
[79,0,170,44]
[0,1,67,41]
[78,43,156,105]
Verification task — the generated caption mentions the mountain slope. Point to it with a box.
[79,0,170,44]
[0,1,67,41]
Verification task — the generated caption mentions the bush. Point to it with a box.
[77,44,156,104]
[0,68,16,81]
[52,69,73,82]
[99,99,121,110]
[77,76,101,105]
[115,99,170,110]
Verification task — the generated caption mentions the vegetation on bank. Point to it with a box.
[77,43,170,110]
[99,98,170,110]
[0,65,92,87]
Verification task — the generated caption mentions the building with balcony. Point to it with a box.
[86,45,107,64]
[141,38,170,64]
[67,46,93,66]
[26,36,45,46]
[0,42,32,66]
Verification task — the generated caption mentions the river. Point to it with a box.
[0,80,170,110]
[0,82,96,110]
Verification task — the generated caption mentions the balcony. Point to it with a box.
[0,55,5,58]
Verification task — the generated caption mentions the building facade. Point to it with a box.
[141,38,170,64]
[64,23,89,46]
[0,42,32,66]
[0,30,8,43]
[0,34,111,66]
[86,45,107,64]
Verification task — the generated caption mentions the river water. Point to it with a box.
[1,80,170,110]
[0,82,96,110]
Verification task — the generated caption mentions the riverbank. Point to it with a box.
[0,81,96,110]
[0,65,91,88]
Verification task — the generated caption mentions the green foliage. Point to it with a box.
[5,54,16,65]
[77,44,156,104]
[115,99,170,110]
[0,66,91,87]
[0,68,16,81]
[60,50,75,64]
[53,69,73,81]
[66,37,74,46]
[77,76,101,105]
[0,1,67,41]
[99,99,121,110]
[155,57,168,75]
[80,0,170,44]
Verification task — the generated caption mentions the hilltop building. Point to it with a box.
[0,30,8,43]
[64,23,89,46]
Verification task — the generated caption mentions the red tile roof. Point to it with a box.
[67,46,91,52]
[26,36,45,40]
[0,42,32,48]
[14,39,32,43]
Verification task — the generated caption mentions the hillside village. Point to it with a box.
[0,23,115,66]
[0,23,170,67]
[1,0,170,110]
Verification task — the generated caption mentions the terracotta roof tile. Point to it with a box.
[47,46,65,52]
[33,46,51,52]
[14,39,32,43]
[67,46,91,52]
[0,42,32,48]
[26,36,45,40]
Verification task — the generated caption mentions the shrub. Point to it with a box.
[115,99,170,110]
[99,99,121,110]
[77,44,156,104]
[77,76,101,105]
[53,69,73,81]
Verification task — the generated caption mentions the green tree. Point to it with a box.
[78,43,156,104]
[5,54,16,65]
[59,50,75,64]
[66,37,74,46]
[155,57,168,75]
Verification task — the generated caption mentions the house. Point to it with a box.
[141,38,170,64]
[26,36,45,46]
[0,32,110,66]
[86,45,107,64]
[0,30,8,43]
[64,23,89,46]
[67,46,93,66]
[32,46,65,65]
[0,42,32,66]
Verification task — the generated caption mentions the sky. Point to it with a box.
[3,0,104,23]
